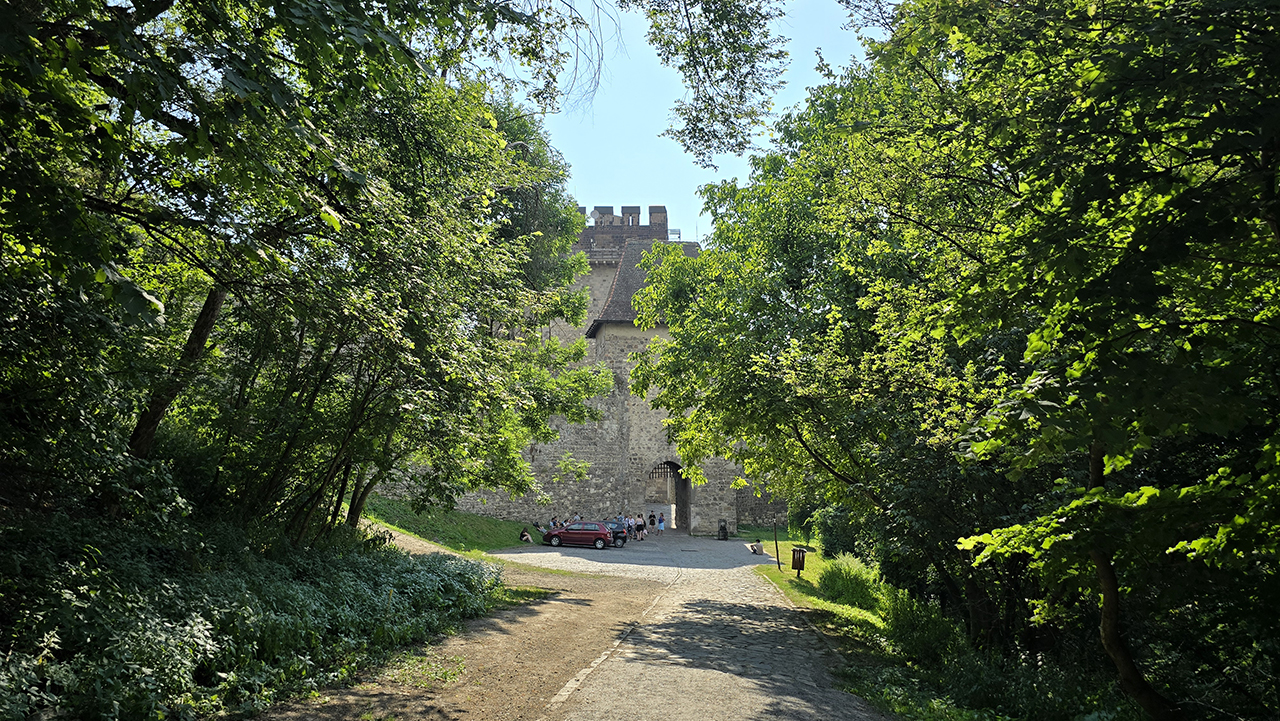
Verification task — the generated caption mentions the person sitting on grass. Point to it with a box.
[749,539,764,555]
[520,527,534,543]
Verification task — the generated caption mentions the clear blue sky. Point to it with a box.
[543,0,867,244]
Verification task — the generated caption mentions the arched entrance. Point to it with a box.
[674,470,691,531]
[647,461,690,530]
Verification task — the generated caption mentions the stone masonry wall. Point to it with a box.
[735,484,790,527]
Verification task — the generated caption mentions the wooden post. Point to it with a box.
[774,518,782,572]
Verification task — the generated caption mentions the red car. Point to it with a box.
[543,521,613,550]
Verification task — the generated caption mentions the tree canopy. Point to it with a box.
[0,0,627,532]
[634,0,1279,717]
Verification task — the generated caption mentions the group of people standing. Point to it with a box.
[618,510,664,540]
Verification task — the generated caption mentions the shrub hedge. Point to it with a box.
[0,516,502,720]
[815,552,1127,719]
[816,553,882,611]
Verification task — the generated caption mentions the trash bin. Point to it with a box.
[791,547,806,577]
[717,519,729,540]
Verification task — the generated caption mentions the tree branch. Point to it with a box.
[788,422,884,508]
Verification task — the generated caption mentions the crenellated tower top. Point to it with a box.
[574,205,676,264]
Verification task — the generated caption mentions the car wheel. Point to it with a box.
[550,536,562,547]
[614,538,624,548]
[595,538,606,550]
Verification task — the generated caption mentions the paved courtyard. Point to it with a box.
[490,532,887,721]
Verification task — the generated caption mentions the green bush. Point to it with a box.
[787,500,818,545]
[817,554,883,611]
[813,556,1124,719]
[811,504,861,557]
[879,586,965,662]
[817,554,964,664]
[0,517,502,720]
[932,649,1129,720]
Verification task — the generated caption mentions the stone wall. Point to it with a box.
[735,484,790,527]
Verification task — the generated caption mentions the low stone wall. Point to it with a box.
[453,482,640,527]
[735,484,789,527]
[453,474,741,536]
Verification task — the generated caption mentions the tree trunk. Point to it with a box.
[346,466,378,527]
[128,287,227,459]
[250,336,348,514]
[963,572,1001,648]
[345,464,372,527]
[289,478,332,544]
[1088,441,1183,720]
[345,424,401,527]
[1090,550,1184,720]
[328,461,353,528]
[1089,440,1105,489]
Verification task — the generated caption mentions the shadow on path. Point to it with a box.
[612,598,886,721]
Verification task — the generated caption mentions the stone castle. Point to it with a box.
[455,205,786,534]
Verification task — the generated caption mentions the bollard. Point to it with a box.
[791,547,806,578]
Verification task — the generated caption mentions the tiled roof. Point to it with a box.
[585,240,699,338]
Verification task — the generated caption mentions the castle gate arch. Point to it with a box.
[647,461,690,530]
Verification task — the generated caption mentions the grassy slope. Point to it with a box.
[363,495,530,552]
[751,539,887,646]
[362,495,585,577]
[736,523,805,542]
[362,492,565,600]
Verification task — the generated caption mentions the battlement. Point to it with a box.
[576,205,668,229]
[574,204,670,261]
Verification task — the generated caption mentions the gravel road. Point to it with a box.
[490,531,888,721]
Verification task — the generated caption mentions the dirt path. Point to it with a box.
[259,532,662,721]
[260,531,886,721]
